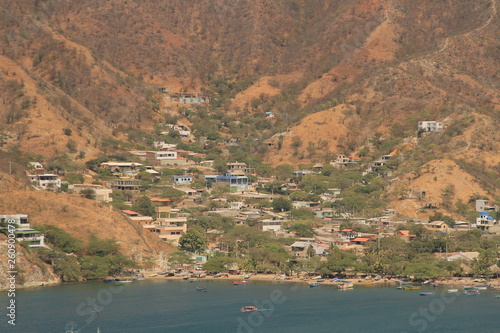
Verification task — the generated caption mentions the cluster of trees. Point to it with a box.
[34,225,138,282]
[174,219,500,281]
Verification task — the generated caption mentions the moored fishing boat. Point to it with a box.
[474,285,489,290]
[114,279,133,285]
[463,285,474,290]
[447,288,459,293]
[196,286,208,292]
[402,286,421,290]
[463,290,480,295]
[419,292,435,296]
[337,283,354,290]
[232,281,248,285]
[240,306,259,312]
[308,282,320,287]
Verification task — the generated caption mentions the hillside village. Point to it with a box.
[0,0,499,289]
[2,112,499,288]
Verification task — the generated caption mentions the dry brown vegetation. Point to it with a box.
[0,0,498,230]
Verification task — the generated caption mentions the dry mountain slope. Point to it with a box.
[0,190,175,260]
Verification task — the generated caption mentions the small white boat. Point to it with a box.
[420,292,435,296]
[474,285,489,290]
[114,279,133,285]
[308,282,320,287]
[337,283,354,290]
[447,288,459,293]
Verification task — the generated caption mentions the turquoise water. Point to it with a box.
[1,279,499,333]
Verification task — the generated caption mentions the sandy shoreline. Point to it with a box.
[142,273,500,288]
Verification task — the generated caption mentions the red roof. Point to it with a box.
[151,198,171,202]
[122,210,141,216]
[341,228,355,232]
[352,237,371,242]
[397,230,416,237]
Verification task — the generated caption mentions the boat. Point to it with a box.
[189,278,199,283]
[463,290,480,295]
[240,306,259,312]
[316,280,325,283]
[419,292,435,296]
[196,286,208,292]
[396,279,412,286]
[308,282,320,287]
[244,274,252,279]
[402,286,421,290]
[331,278,351,283]
[474,285,489,290]
[447,289,459,293]
[374,275,382,281]
[102,278,119,283]
[337,283,354,290]
[463,285,474,290]
[132,274,145,281]
[494,294,500,298]
[232,281,248,285]
[114,279,133,285]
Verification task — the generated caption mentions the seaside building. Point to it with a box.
[0,214,45,247]
[204,174,249,192]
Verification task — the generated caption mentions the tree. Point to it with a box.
[64,173,84,184]
[307,245,316,258]
[403,262,449,280]
[80,189,96,200]
[131,196,156,217]
[38,225,82,253]
[179,227,207,253]
[86,236,120,257]
[275,164,294,180]
[168,251,195,267]
[290,223,315,237]
[272,197,292,212]
[290,209,315,220]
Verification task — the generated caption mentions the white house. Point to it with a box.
[27,173,61,190]
[418,121,443,132]
[0,214,45,247]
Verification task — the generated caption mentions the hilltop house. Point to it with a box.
[0,214,45,247]
[100,162,142,178]
[418,121,443,132]
[204,174,249,192]
[68,184,113,202]
[227,162,248,173]
[474,211,499,233]
[397,230,416,242]
[340,229,359,240]
[27,172,61,190]
[475,199,499,213]
[425,221,450,232]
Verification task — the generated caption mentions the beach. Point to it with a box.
[143,272,500,288]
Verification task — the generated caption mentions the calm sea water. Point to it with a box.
[1,279,499,333]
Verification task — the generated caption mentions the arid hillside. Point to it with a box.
[0,190,175,259]
[0,0,498,218]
